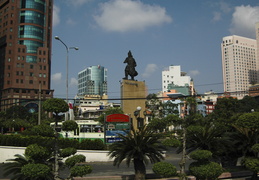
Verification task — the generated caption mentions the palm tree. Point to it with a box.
[108,126,166,180]
[3,154,31,180]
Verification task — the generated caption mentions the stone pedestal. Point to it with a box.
[121,79,146,130]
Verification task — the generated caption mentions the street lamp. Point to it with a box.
[134,106,143,129]
[55,36,78,120]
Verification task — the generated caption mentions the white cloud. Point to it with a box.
[212,11,221,22]
[211,2,231,22]
[53,5,60,27]
[219,1,231,14]
[51,73,62,82]
[65,0,92,7]
[66,18,77,25]
[70,77,78,87]
[142,64,158,78]
[188,70,200,76]
[93,0,172,32]
[229,5,259,38]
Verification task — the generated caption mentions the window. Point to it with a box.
[29,80,33,84]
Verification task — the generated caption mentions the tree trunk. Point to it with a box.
[179,127,187,180]
[133,159,146,180]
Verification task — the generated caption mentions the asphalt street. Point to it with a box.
[0,149,192,179]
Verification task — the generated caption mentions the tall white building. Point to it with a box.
[162,65,191,92]
[221,35,257,98]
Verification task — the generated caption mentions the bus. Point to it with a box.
[50,120,104,142]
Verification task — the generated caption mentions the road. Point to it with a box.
[0,149,193,179]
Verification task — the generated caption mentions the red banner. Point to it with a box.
[106,114,130,122]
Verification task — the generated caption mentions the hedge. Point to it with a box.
[0,134,105,150]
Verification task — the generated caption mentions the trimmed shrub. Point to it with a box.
[0,134,106,150]
[65,154,86,168]
[21,163,51,179]
[189,150,212,162]
[60,147,77,158]
[70,165,92,177]
[251,144,259,153]
[58,138,79,149]
[162,138,181,147]
[79,138,105,150]
[242,157,259,173]
[152,161,177,178]
[25,144,51,162]
[22,124,55,137]
[189,161,223,180]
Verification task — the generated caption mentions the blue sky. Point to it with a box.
[51,0,259,100]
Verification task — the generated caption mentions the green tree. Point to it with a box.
[22,124,55,137]
[25,144,51,163]
[212,97,240,126]
[21,163,52,180]
[62,120,78,132]
[239,96,259,113]
[232,112,259,156]
[147,114,180,133]
[242,144,259,180]
[5,105,31,120]
[42,98,68,123]
[3,118,31,132]
[3,154,31,180]
[4,144,53,180]
[185,97,197,115]
[108,126,166,180]
[145,93,161,118]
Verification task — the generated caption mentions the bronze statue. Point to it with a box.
[123,51,138,80]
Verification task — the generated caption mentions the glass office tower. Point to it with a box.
[0,0,54,111]
[78,65,107,96]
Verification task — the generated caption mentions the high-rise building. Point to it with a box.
[256,22,259,81]
[162,65,191,92]
[0,0,54,111]
[78,65,107,96]
[221,35,257,98]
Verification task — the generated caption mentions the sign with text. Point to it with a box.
[106,114,130,122]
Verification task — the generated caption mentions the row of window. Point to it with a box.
[6,71,47,77]
[19,25,44,41]
[18,40,43,58]
[21,0,46,12]
[6,80,46,85]
[20,10,45,26]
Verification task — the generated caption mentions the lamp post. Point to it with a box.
[134,106,143,129]
[55,36,78,120]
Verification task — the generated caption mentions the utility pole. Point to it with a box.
[38,83,41,125]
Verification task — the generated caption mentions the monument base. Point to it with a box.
[121,79,147,130]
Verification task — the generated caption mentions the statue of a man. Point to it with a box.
[123,51,138,80]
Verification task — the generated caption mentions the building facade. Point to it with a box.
[0,0,54,111]
[162,65,191,92]
[221,35,257,99]
[78,65,107,96]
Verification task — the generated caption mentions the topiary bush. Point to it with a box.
[189,161,223,180]
[242,157,259,174]
[65,154,86,168]
[25,144,51,162]
[152,161,178,178]
[189,150,212,162]
[79,138,105,150]
[60,147,77,158]
[70,165,92,177]
[21,163,52,179]
[162,138,181,148]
